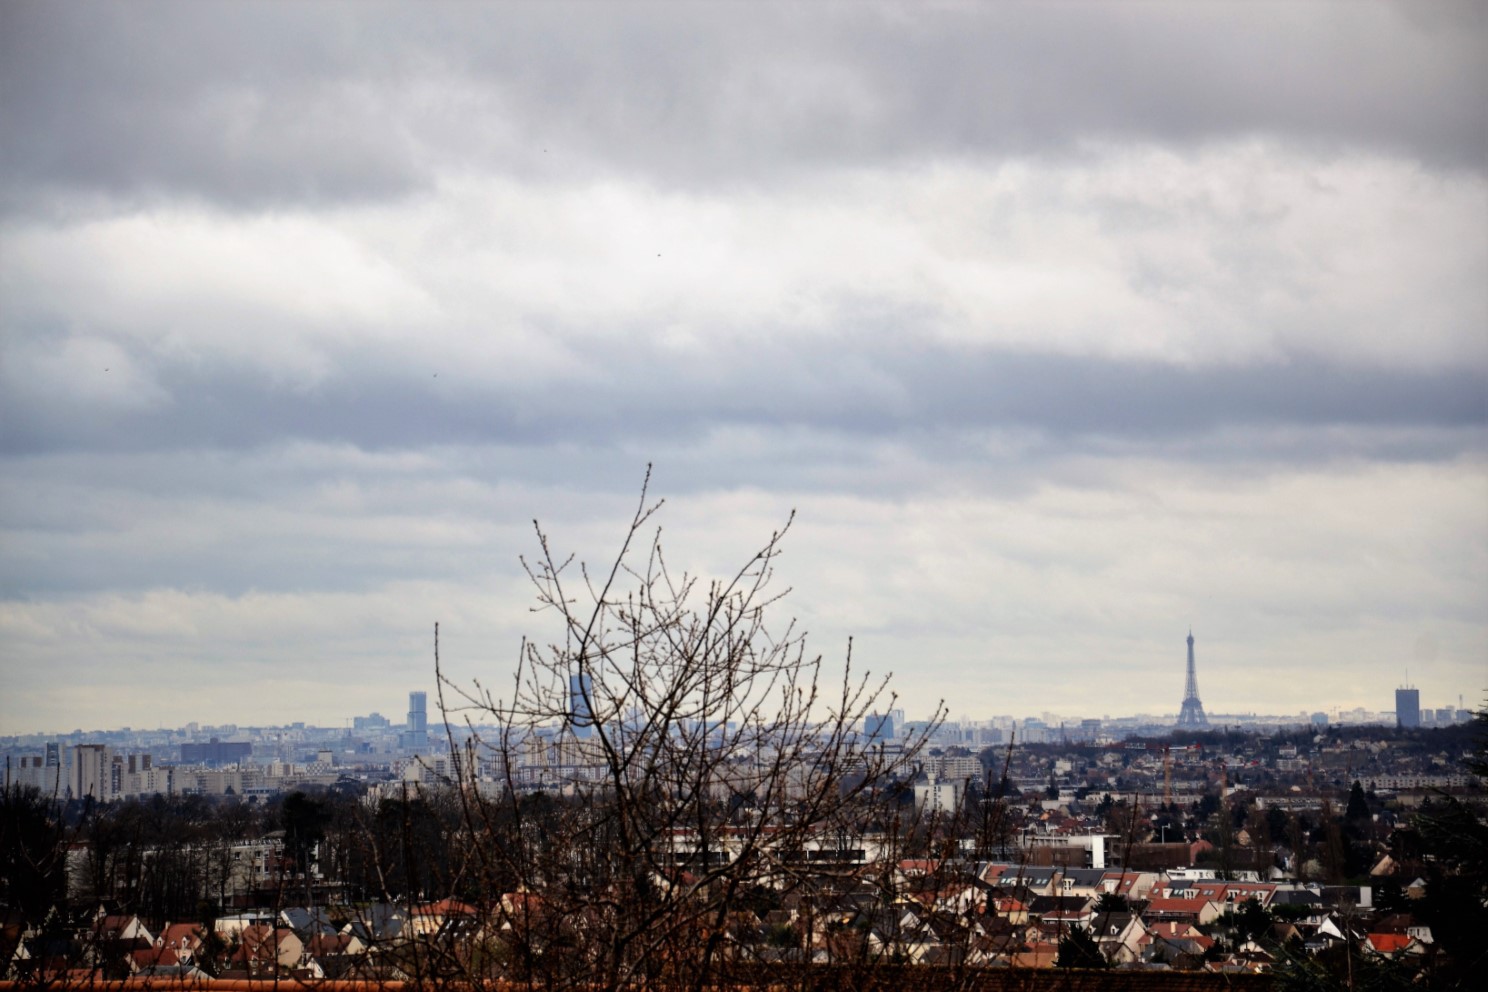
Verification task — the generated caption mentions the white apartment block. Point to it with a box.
[70,743,113,801]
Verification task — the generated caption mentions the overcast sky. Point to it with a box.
[2,1,1485,736]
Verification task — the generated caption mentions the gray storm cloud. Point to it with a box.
[2,1,1483,211]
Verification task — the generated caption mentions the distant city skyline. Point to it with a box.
[0,621,1480,738]
[2,2,1484,735]
[4,691,1477,746]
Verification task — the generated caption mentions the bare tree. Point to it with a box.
[437,472,941,991]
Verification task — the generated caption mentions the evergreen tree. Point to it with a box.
[1056,925,1106,968]
[0,786,66,922]
[1235,897,1270,945]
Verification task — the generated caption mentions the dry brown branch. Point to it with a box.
[433,471,942,991]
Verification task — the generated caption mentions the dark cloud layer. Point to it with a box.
[4,341,1485,458]
[4,1,1483,215]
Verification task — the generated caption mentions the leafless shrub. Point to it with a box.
[436,471,942,990]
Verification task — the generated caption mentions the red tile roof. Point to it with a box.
[130,946,180,969]
[412,897,477,918]
[1366,932,1413,954]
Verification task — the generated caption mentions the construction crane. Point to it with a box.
[1163,745,1173,807]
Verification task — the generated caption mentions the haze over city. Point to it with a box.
[2,1,1485,735]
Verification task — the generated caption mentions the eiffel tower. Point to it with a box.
[1176,629,1209,728]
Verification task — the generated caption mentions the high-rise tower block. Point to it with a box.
[1395,686,1420,729]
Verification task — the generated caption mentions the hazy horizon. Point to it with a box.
[3,694,1461,743]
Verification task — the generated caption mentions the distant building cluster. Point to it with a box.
[3,692,443,802]
[3,669,1476,805]
[1390,686,1464,730]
